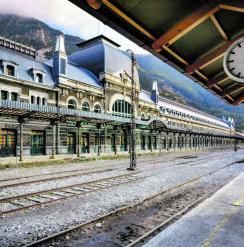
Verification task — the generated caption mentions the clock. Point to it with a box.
[223,37,244,83]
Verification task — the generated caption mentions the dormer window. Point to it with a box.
[35,73,43,83]
[1,60,18,77]
[29,69,45,83]
[6,65,15,76]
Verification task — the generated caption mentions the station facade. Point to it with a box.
[0,35,236,160]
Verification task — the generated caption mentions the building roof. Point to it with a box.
[65,62,103,88]
[71,0,244,105]
[69,35,140,83]
[139,90,229,128]
[0,42,102,89]
[45,59,102,88]
[0,46,55,87]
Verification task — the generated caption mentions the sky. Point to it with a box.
[0,0,148,54]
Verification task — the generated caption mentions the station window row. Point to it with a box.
[30,96,47,106]
[67,99,101,113]
[0,90,18,101]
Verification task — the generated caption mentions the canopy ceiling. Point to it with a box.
[69,0,244,105]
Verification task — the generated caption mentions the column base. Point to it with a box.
[127,167,136,171]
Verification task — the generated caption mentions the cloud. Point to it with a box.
[0,0,148,54]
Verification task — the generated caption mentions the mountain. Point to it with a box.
[135,54,244,131]
[0,14,243,131]
[0,14,83,60]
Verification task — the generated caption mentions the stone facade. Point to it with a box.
[0,35,236,160]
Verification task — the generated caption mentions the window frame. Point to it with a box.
[68,99,77,110]
[94,104,101,113]
[82,102,90,112]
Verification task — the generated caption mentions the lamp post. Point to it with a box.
[125,49,137,170]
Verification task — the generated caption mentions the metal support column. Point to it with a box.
[126,50,136,170]
[97,123,101,156]
[159,130,162,152]
[76,122,81,157]
[114,126,118,155]
[51,121,56,159]
[166,132,169,151]
[150,130,153,152]
[173,133,176,152]
[18,117,25,162]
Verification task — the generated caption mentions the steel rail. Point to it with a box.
[23,160,239,247]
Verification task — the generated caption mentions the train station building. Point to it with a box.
[0,34,237,160]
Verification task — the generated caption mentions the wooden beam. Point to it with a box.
[210,15,229,41]
[87,0,102,10]
[206,73,229,88]
[233,94,244,105]
[163,46,189,66]
[186,33,244,73]
[220,1,244,13]
[92,0,156,41]
[221,84,244,96]
[164,47,210,82]
[195,70,209,81]
[151,1,221,50]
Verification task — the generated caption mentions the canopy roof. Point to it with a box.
[69,0,244,105]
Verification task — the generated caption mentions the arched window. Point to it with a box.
[141,113,145,121]
[6,65,15,76]
[82,102,90,112]
[94,104,101,113]
[68,99,77,109]
[112,100,131,118]
[35,73,43,83]
[147,115,151,120]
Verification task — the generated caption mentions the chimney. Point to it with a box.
[53,35,67,82]
[151,80,159,104]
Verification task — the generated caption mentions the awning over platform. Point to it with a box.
[0,100,233,137]
[70,0,244,105]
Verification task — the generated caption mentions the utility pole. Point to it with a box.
[125,49,137,170]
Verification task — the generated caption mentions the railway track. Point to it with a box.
[0,154,180,186]
[0,153,228,216]
[0,152,224,189]
[23,159,239,247]
[0,171,153,215]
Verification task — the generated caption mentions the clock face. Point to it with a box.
[223,37,244,83]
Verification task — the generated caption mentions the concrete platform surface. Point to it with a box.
[143,173,244,247]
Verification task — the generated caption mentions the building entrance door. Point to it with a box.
[0,129,16,157]
[67,133,76,154]
[120,130,127,151]
[81,133,89,153]
[31,130,45,156]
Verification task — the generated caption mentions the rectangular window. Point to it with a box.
[11,92,17,101]
[6,65,15,76]
[31,96,35,104]
[0,129,16,157]
[1,90,8,100]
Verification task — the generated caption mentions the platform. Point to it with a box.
[143,173,244,247]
